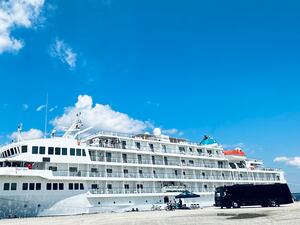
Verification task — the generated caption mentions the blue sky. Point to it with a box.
[0,0,300,191]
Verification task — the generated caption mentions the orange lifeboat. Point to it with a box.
[223,149,246,156]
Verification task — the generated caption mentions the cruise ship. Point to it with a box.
[0,119,285,218]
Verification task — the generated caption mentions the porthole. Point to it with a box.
[129,201,131,203]
[24,204,27,208]
[98,202,101,205]
[37,204,41,208]
[113,201,116,204]
[146,200,148,203]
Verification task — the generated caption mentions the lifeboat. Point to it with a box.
[223,149,246,156]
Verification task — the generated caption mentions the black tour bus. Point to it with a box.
[215,183,293,208]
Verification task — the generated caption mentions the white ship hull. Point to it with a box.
[0,126,286,218]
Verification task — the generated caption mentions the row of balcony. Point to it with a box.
[87,187,216,195]
[52,170,278,182]
[90,156,229,169]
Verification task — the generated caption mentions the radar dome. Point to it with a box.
[153,128,162,136]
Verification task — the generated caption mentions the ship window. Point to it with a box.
[138,155,142,164]
[10,148,14,155]
[107,184,112,189]
[7,150,11,157]
[47,183,51,190]
[17,147,21,153]
[207,150,212,155]
[3,183,9,191]
[91,184,98,189]
[11,183,17,190]
[32,146,38,154]
[48,147,54,155]
[106,152,111,162]
[36,183,41,190]
[189,148,193,152]
[69,183,73,190]
[80,183,84,190]
[136,142,141,150]
[22,183,28,190]
[62,148,67,155]
[39,146,45,154]
[59,183,64,190]
[121,141,126,149]
[123,169,128,174]
[160,145,166,153]
[179,147,185,152]
[139,170,143,175]
[69,167,77,172]
[164,156,168,165]
[106,168,112,173]
[149,143,154,151]
[82,149,86,156]
[175,170,178,176]
[152,156,155,164]
[124,184,129,189]
[53,183,58,190]
[13,148,17,154]
[202,172,205,177]
[70,148,75,156]
[49,166,57,171]
[197,149,202,154]
[74,183,79,190]
[204,185,208,189]
[55,147,61,155]
[91,168,98,173]
[76,148,81,156]
[21,145,28,153]
[122,154,127,163]
[189,160,194,165]
[29,183,35,190]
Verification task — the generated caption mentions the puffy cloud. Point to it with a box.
[49,38,77,70]
[36,104,45,111]
[51,95,151,134]
[162,128,184,136]
[10,128,43,141]
[274,156,300,168]
[22,103,29,110]
[0,0,44,54]
[49,105,58,112]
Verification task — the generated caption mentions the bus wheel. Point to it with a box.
[268,200,276,207]
[232,202,239,208]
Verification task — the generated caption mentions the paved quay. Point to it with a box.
[1,202,299,225]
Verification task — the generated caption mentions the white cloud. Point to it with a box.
[162,128,184,136]
[36,104,45,111]
[0,0,44,54]
[274,156,300,168]
[51,94,151,134]
[10,128,43,141]
[145,100,160,108]
[49,105,58,112]
[50,38,77,70]
[22,103,29,110]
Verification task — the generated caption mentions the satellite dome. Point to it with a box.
[153,128,162,136]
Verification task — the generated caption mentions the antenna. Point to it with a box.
[17,123,22,142]
[44,93,48,138]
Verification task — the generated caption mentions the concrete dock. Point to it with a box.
[1,203,299,225]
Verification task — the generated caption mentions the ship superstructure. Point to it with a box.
[0,121,285,218]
